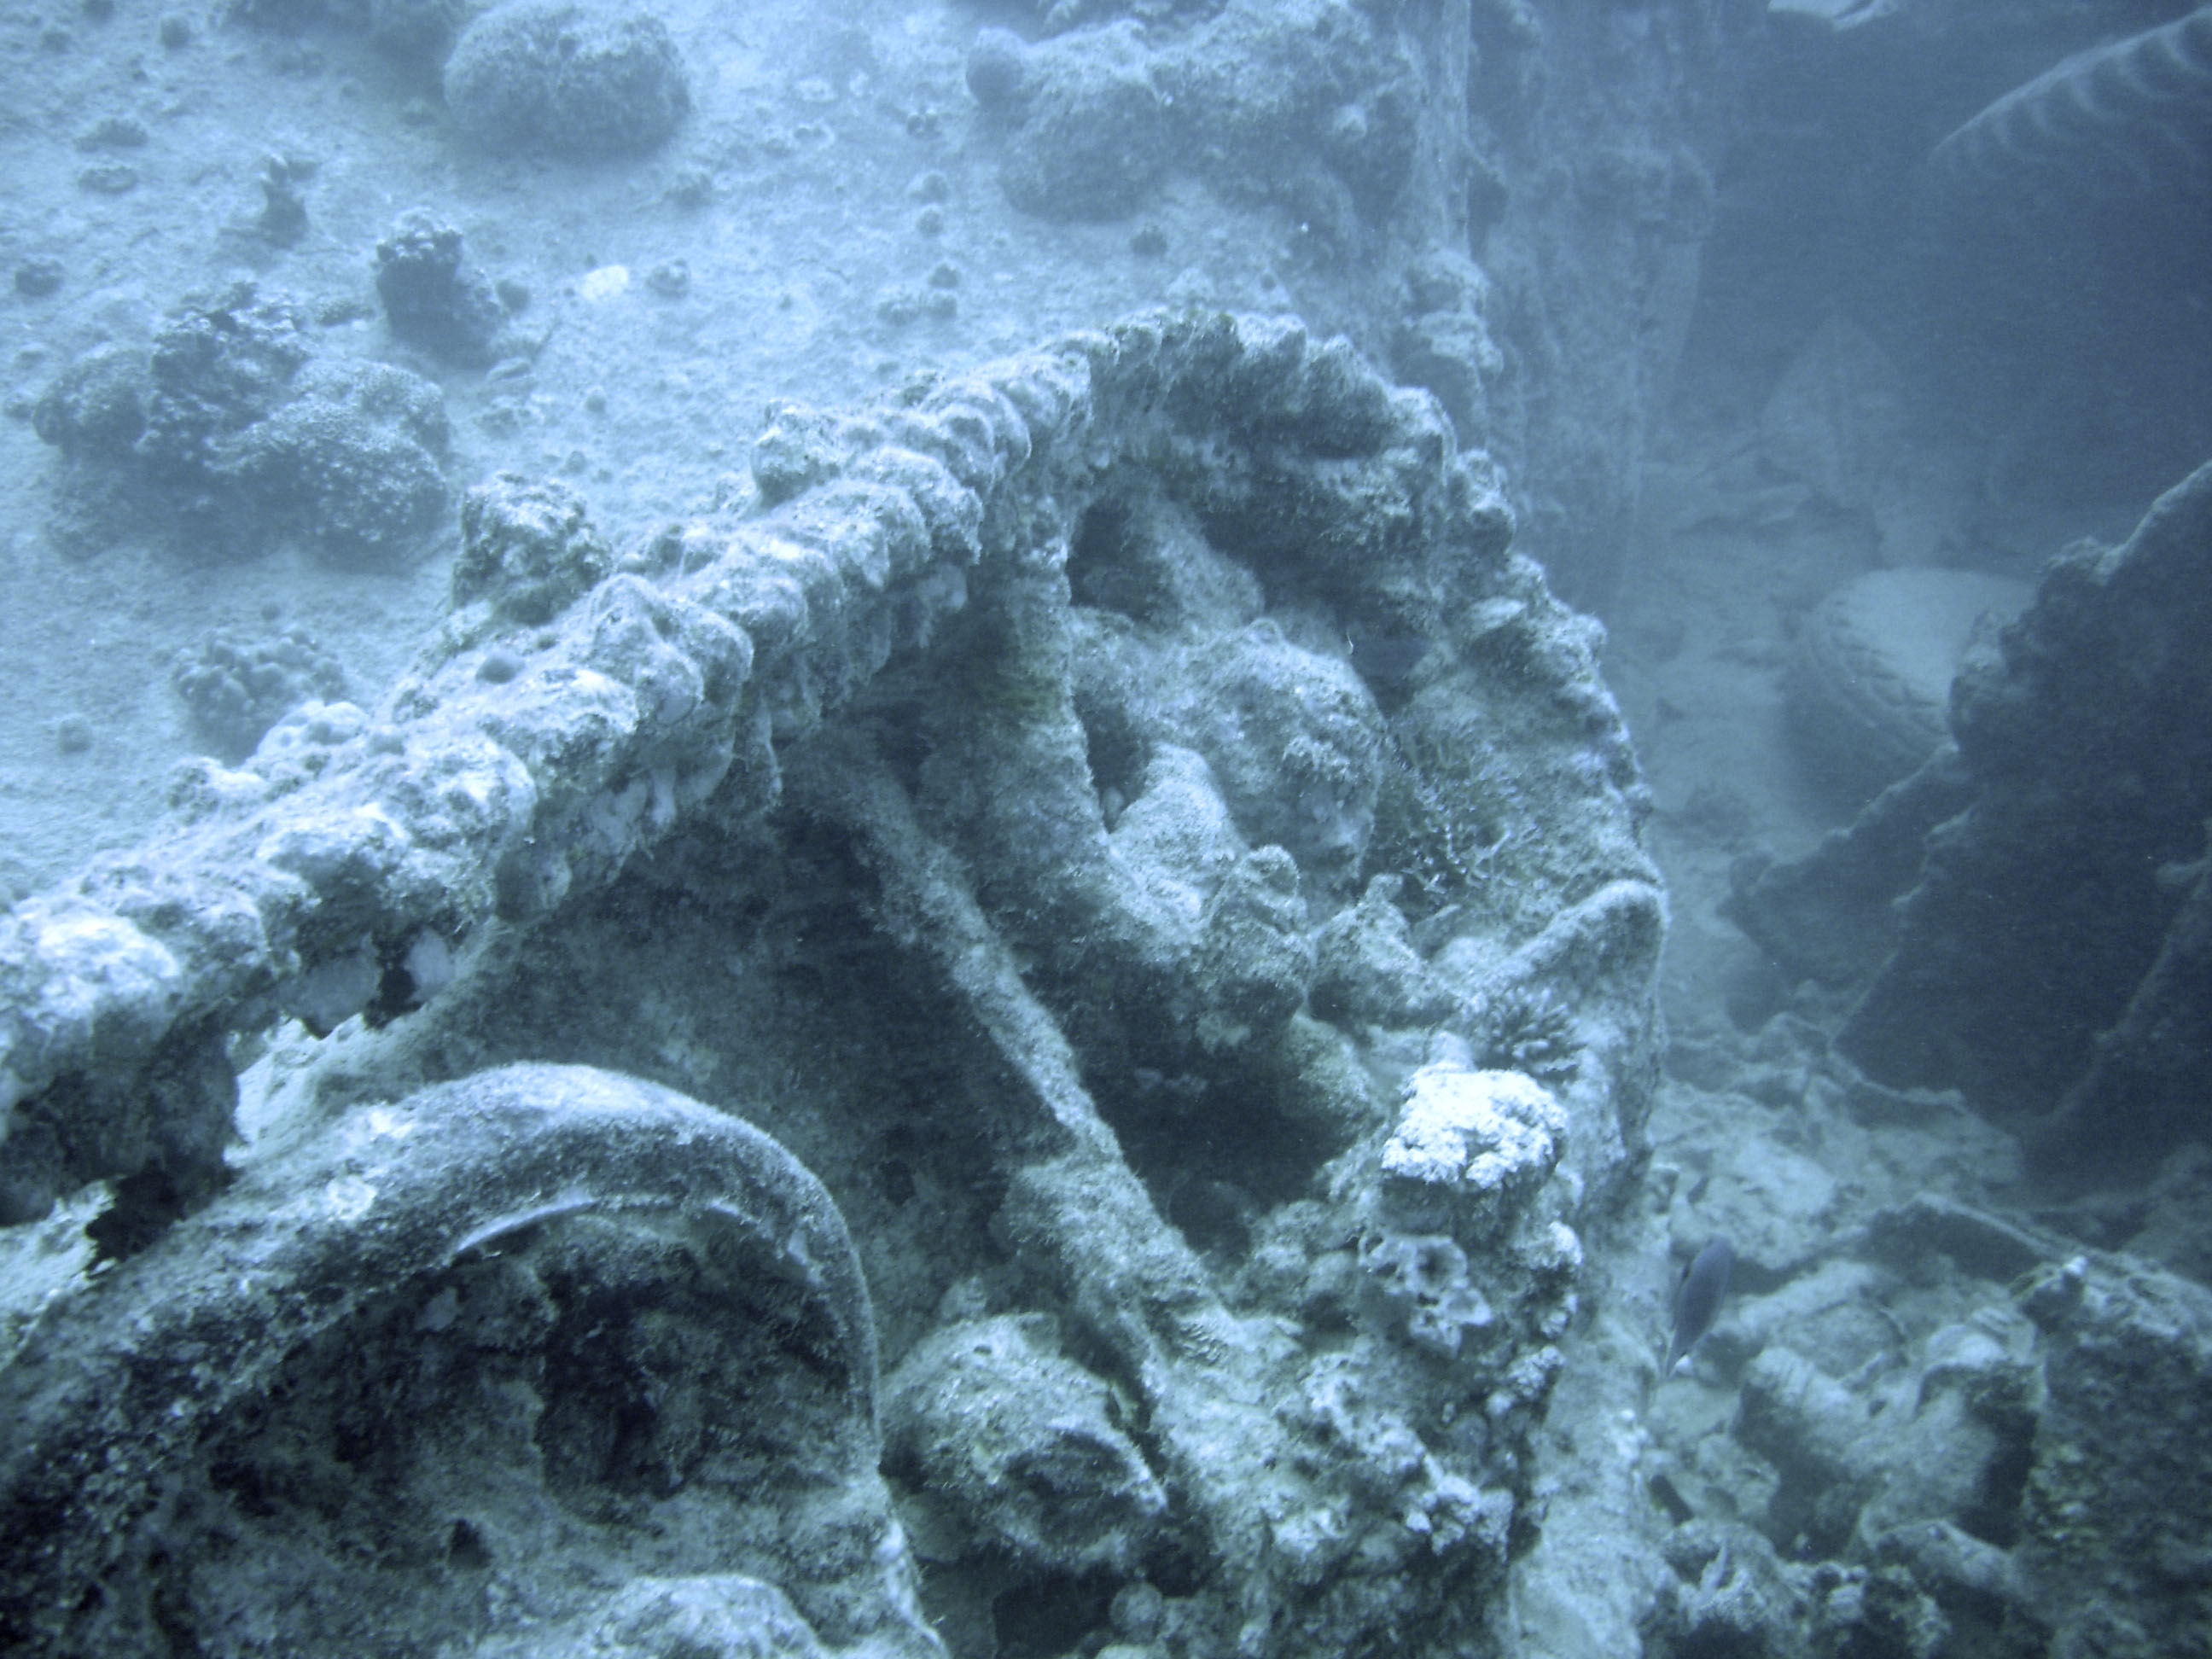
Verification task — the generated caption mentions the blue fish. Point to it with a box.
[1665,1237,1734,1375]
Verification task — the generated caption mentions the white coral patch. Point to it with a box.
[23,905,181,1039]
[578,265,631,302]
[1382,1064,1565,1191]
[323,1174,378,1220]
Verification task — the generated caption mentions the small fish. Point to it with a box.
[1665,1237,1734,1375]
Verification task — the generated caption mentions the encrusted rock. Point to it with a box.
[884,1314,1165,1572]
[1380,1062,1568,1234]
[444,0,691,160]
[0,311,1662,1659]
[0,1064,935,1656]
[449,474,615,632]
[374,210,506,365]
[1837,463,2212,1175]
[171,626,347,760]
[32,284,451,560]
